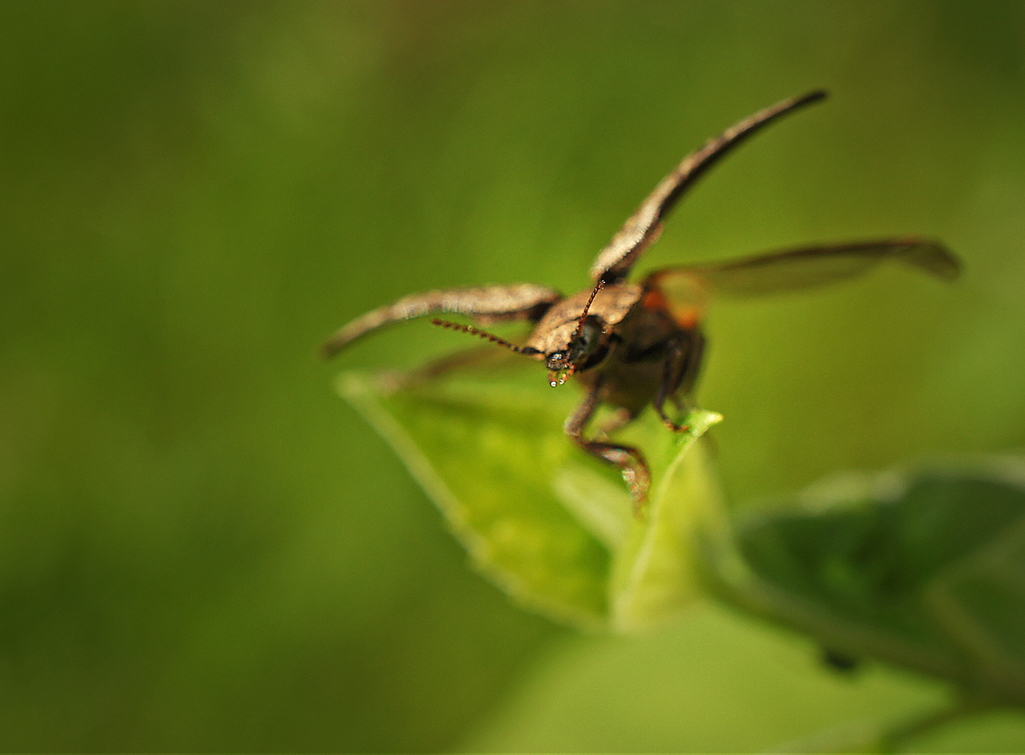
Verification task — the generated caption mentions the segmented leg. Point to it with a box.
[647,331,697,432]
[408,345,520,382]
[653,331,705,432]
[377,345,523,392]
[564,379,651,508]
[653,344,689,432]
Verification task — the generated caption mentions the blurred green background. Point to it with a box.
[2,1,1024,750]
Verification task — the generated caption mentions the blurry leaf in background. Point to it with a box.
[723,458,1025,708]
[341,370,723,631]
[457,601,1025,753]
[457,457,1025,752]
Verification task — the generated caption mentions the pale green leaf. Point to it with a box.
[339,371,723,630]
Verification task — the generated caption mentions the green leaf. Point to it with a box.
[715,459,1025,706]
[339,371,723,630]
[606,407,725,632]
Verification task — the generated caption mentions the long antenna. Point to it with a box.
[547,279,606,387]
[570,279,604,345]
[431,319,537,356]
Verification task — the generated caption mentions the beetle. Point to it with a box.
[321,90,960,506]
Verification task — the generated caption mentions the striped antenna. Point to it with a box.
[570,279,604,345]
[545,279,606,387]
[431,319,537,356]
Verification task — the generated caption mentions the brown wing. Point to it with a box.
[320,283,562,358]
[644,238,960,319]
[590,90,829,284]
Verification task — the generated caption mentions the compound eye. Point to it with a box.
[572,320,603,361]
[545,351,569,371]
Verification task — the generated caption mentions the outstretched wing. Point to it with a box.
[590,90,829,284]
[643,238,960,324]
[320,283,562,358]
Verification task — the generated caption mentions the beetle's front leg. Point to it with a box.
[653,345,689,433]
[653,333,705,432]
[564,380,650,508]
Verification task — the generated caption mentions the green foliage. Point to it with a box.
[342,370,1025,748]
[341,371,722,631]
[718,462,1025,708]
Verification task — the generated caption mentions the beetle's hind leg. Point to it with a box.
[412,345,518,381]
[377,344,524,392]
[565,381,650,508]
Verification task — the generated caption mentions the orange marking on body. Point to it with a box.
[642,288,670,313]
[673,306,701,329]
[643,287,701,329]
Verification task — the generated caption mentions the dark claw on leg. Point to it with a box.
[565,382,651,512]
[655,407,690,434]
[581,439,651,510]
[653,340,700,434]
